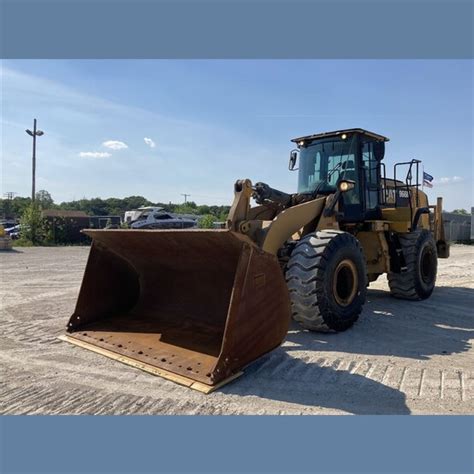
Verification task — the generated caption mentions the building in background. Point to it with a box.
[42,210,122,242]
[42,210,90,243]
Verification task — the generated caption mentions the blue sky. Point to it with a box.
[1,60,472,210]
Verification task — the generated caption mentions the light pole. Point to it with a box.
[26,119,44,203]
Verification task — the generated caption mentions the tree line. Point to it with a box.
[0,190,231,222]
[1,189,469,224]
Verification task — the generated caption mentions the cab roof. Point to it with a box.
[291,128,389,144]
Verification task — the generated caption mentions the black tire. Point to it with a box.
[285,230,367,332]
[388,230,437,300]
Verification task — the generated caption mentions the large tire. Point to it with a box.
[388,230,437,300]
[285,230,367,332]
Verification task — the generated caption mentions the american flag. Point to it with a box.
[423,171,433,188]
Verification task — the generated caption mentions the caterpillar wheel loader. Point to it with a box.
[61,128,449,392]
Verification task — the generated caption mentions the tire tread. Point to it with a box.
[285,230,366,332]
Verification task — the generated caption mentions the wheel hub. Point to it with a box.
[333,259,358,307]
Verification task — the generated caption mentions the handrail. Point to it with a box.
[380,162,387,205]
[393,159,421,228]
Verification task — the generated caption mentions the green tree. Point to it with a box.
[0,196,32,220]
[174,203,198,215]
[198,214,215,229]
[452,209,469,215]
[105,197,125,216]
[218,210,229,221]
[8,193,232,230]
[58,195,153,216]
[35,190,54,209]
[122,196,153,212]
[19,203,45,245]
[0,198,13,219]
[13,196,33,216]
[197,204,210,215]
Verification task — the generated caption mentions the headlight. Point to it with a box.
[339,180,355,192]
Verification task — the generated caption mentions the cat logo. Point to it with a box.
[386,188,396,204]
[385,188,409,204]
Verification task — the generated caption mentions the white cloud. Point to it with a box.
[436,176,464,185]
[1,65,281,205]
[79,151,112,158]
[102,140,128,150]
[144,137,156,148]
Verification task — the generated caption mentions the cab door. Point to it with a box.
[339,156,364,221]
[361,140,383,220]
[335,136,364,222]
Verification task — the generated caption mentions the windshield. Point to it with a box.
[297,139,356,194]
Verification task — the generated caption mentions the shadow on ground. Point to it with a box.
[285,286,474,360]
[222,348,410,414]
[222,286,473,414]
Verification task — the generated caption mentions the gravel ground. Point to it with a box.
[1,244,473,415]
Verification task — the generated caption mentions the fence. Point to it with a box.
[471,207,474,240]
[442,212,472,242]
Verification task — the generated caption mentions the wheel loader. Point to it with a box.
[61,128,449,392]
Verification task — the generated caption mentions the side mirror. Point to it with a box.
[289,149,299,171]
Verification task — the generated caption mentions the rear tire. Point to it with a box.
[285,230,367,332]
[388,230,437,300]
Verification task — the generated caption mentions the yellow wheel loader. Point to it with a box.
[61,129,449,391]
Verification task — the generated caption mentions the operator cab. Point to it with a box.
[290,128,389,222]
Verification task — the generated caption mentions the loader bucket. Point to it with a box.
[65,229,291,389]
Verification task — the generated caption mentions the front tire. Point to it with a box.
[285,230,367,332]
[388,230,437,300]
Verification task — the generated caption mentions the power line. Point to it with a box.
[181,193,191,203]
[3,192,17,200]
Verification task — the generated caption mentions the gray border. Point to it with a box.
[0,416,473,473]
[1,1,473,473]
[1,0,473,58]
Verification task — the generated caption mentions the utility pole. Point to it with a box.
[3,192,16,200]
[26,119,44,203]
[2,192,16,219]
[181,193,191,204]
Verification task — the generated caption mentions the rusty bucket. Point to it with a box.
[63,229,290,390]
